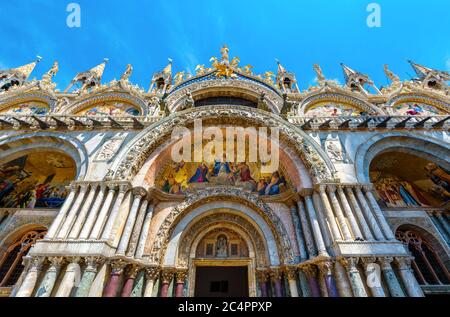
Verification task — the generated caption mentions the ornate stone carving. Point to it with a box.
[145,267,160,282]
[109,259,128,274]
[161,268,176,284]
[95,138,125,162]
[176,269,188,284]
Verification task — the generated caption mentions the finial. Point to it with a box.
[36,56,43,63]
[103,58,109,64]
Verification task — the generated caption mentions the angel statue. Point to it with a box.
[195,64,206,75]
[41,61,59,82]
[264,71,275,84]
[221,44,230,64]
[313,64,326,84]
[242,64,253,75]
[120,64,133,81]
[174,71,185,85]
[230,57,240,69]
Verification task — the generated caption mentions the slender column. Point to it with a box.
[312,192,333,248]
[160,269,175,297]
[341,257,368,297]
[285,266,299,297]
[361,257,385,297]
[434,211,450,236]
[379,257,405,297]
[55,257,81,297]
[35,257,64,297]
[101,183,131,241]
[135,204,155,259]
[345,187,374,240]
[429,213,450,244]
[75,257,103,297]
[302,265,321,297]
[395,257,424,297]
[103,260,127,297]
[116,188,146,255]
[297,270,311,297]
[317,185,342,241]
[68,184,99,239]
[317,261,339,297]
[296,199,316,258]
[90,185,117,239]
[333,260,353,297]
[121,266,140,297]
[130,270,145,297]
[79,184,107,239]
[143,267,160,297]
[175,269,188,297]
[289,205,308,261]
[16,257,45,297]
[256,269,269,297]
[363,186,396,240]
[56,184,89,239]
[337,186,364,240]
[302,190,328,257]
[327,185,352,240]
[269,268,283,297]
[126,198,149,257]
[46,185,78,238]
[355,186,384,240]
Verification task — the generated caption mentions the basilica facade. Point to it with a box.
[0,46,449,298]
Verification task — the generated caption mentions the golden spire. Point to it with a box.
[89,58,109,78]
[12,56,42,79]
[163,58,173,75]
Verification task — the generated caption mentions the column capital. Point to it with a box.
[395,257,413,270]
[84,256,104,272]
[326,184,337,193]
[126,265,141,279]
[65,256,82,264]
[301,264,318,278]
[69,182,79,191]
[339,257,360,270]
[78,183,90,192]
[256,268,269,283]
[161,268,176,284]
[48,256,65,269]
[362,184,375,193]
[284,266,298,281]
[360,256,377,267]
[25,256,45,270]
[378,257,394,270]
[145,266,160,281]
[269,268,282,281]
[316,261,333,276]
[109,259,128,274]
[299,188,314,197]
[176,269,188,284]
[132,187,148,198]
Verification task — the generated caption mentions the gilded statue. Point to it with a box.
[120,64,133,81]
[174,71,185,85]
[313,64,325,84]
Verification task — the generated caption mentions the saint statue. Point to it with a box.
[221,45,230,64]
[216,235,228,257]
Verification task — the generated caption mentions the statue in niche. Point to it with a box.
[216,235,228,258]
[325,136,344,162]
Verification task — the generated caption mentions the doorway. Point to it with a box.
[194,266,249,297]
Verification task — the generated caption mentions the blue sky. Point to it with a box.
[0,0,449,90]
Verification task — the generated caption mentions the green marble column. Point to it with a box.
[35,257,64,297]
[75,257,103,297]
[379,257,405,297]
[130,270,145,297]
[344,258,368,297]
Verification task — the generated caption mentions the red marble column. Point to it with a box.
[175,269,188,297]
[121,266,140,297]
[159,269,174,297]
[270,269,283,297]
[104,260,127,297]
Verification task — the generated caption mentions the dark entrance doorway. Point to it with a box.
[194,266,249,297]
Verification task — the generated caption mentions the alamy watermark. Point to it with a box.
[367,3,381,28]
[66,3,81,28]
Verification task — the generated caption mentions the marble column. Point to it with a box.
[269,268,283,297]
[116,188,146,255]
[175,269,188,297]
[379,257,405,297]
[103,260,127,297]
[90,185,117,239]
[46,184,78,238]
[317,261,339,297]
[434,211,450,236]
[285,266,299,297]
[55,257,81,297]
[56,184,89,239]
[318,185,342,241]
[363,186,396,240]
[361,257,385,297]
[160,269,175,297]
[256,269,269,297]
[130,270,145,297]
[126,198,149,257]
[75,257,103,297]
[302,265,321,297]
[121,266,140,297]
[333,260,353,297]
[79,184,107,239]
[289,205,308,261]
[312,192,334,249]
[296,199,317,258]
[101,183,130,241]
[143,267,160,297]
[354,186,384,240]
[395,257,424,297]
[303,191,329,257]
[68,183,99,239]
[327,185,353,240]
[337,186,364,240]
[345,187,374,241]
[35,257,64,297]
[342,257,368,297]
[135,204,155,259]
[16,257,45,297]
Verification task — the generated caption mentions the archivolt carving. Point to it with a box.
[177,213,268,268]
[111,105,335,182]
[148,187,295,265]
